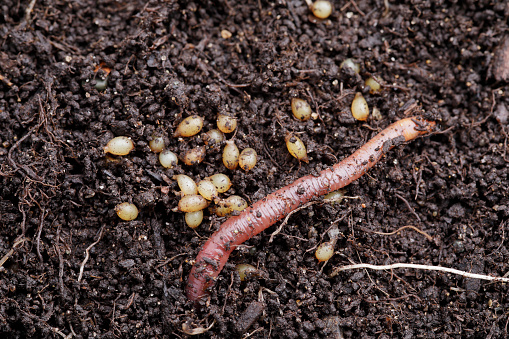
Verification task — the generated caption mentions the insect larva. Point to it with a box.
[174,174,198,196]
[174,116,204,138]
[222,140,239,170]
[217,114,237,134]
[207,173,232,193]
[310,1,333,20]
[239,148,257,171]
[115,202,138,221]
[159,149,178,168]
[178,194,209,213]
[182,146,206,166]
[104,136,134,156]
[149,136,165,153]
[285,133,309,163]
[291,98,312,121]
[315,241,335,262]
[351,92,369,121]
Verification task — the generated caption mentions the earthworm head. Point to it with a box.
[410,116,438,135]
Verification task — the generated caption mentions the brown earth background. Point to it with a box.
[1,0,509,338]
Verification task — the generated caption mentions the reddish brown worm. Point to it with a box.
[186,117,436,304]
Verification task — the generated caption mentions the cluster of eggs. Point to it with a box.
[104,113,253,228]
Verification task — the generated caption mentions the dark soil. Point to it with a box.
[1,0,509,338]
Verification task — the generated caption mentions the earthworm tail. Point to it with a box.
[186,116,436,304]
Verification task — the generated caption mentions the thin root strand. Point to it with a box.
[331,262,509,283]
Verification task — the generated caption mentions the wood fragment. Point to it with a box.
[492,36,509,82]
[235,301,265,334]
[0,237,28,271]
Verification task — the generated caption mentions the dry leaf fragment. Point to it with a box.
[182,321,215,335]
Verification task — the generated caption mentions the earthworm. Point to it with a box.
[186,116,436,304]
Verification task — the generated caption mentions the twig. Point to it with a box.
[352,237,390,297]
[414,166,423,200]
[19,204,27,236]
[433,125,455,135]
[363,293,422,303]
[494,221,506,254]
[269,201,319,243]
[69,323,76,338]
[263,143,281,170]
[349,0,365,16]
[124,292,136,310]
[222,272,235,315]
[110,294,121,330]
[224,82,251,88]
[0,237,28,271]
[326,195,360,203]
[359,225,433,241]
[155,253,187,268]
[4,297,73,337]
[52,326,73,339]
[77,226,105,282]
[243,327,264,338]
[55,224,65,298]
[395,193,421,222]
[24,0,38,23]
[340,2,352,12]
[306,88,325,127]
[7,124,45,182]
[320,89,355,109]
[36,208,46,262]
[0,73,13,86]
[330,262,509,282]
[278,233,309,242]
[470,113,493,128]
[306,209,352,253]
[383,82,411,92]
[382,0,390,17]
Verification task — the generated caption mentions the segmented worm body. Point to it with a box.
[186,117,436,304]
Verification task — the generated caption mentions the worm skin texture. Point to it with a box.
[186,117,436,304]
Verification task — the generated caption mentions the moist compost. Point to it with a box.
[1,0,509,338]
